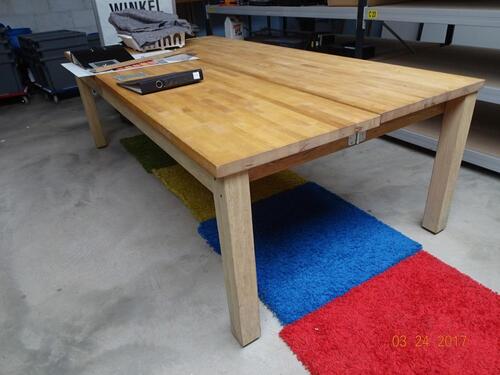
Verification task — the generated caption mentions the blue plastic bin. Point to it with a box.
[1,25,32,49]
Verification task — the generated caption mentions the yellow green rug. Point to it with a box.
[154,165,306,221]
[120,134,177,173]
[121,134,306,221]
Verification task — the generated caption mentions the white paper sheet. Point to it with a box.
[61,63,95,78]
[62,53,199,78]
[130,50,172,60]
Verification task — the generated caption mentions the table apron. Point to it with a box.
[248,102,446,181]
[82,77,217,192]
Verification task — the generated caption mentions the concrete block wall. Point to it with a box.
[0,0,97,33]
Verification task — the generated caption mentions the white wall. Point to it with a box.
[382,22,500,50]
[420,24,500,49]
[0,0,98,33]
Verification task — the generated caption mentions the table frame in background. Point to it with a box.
[74,38,480,347]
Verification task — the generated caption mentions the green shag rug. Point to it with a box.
[121,134,307,221]
[154,165,306,222]
[120,134,177,173]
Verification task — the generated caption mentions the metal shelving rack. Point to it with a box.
[206,1,500,172]
[206,4,358,19]
[206,3,369,57]
[371,1,500,172]
[367,0,500,27]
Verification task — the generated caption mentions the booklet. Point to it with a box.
[117,69,203,95]
[62,52,199,78]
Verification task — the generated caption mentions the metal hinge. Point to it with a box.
[348,130,367,146]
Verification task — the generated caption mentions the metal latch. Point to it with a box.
[348,130,367,146]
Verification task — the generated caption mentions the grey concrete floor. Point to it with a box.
[0,95,498,375]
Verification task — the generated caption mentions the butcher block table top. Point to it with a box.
[75,36,483,347]
[94,36,483,178]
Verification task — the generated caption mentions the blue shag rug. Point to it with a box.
[198,182,422,324]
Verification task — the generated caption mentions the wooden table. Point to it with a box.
[75,36,483,347]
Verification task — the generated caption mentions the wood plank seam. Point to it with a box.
[249,103,446,181]
[192,37,484,123]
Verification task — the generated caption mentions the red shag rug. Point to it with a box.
[280,251,499,375]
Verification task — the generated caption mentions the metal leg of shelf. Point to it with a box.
[366,20,373,36]
[205,2,212,36]
[382,22,415,54]
[355,0,367,59]
[283,17,287,37]
[267,16,271,36]
[248,15,252,36]
[442,24,455,46]
[335,19,345,34]
[416,23,424,41]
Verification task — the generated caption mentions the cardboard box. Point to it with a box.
[224,17,245,40]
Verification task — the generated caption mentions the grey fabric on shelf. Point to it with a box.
[109,10,192,48]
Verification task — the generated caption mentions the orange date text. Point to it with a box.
[391,335,467,348]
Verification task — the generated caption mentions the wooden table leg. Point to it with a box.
[422,93,477,234]
[76,78,107,148]
[213,172,260,346]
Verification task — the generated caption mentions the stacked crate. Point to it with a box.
[0,26,25,100]
[87,33,101,48]
[18,30,88,101]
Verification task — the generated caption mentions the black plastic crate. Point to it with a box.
[34,44,89,59]
[19,30,87,51]
[318,41,375,59]
[87,33,101,48]
[18,30,66,47]
[0,51,15,63]
[31,56,77,93]
[18,30,61,50]
[0,62,23,95]
[41,57,76,92]
[0,40,11,52]
[20,53,50,88]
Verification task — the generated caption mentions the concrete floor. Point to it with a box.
[0,95,498,375]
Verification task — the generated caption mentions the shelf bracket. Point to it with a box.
[382,22,416,55]
[348,130,367,146]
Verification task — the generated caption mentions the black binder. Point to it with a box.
[117,69,204,94]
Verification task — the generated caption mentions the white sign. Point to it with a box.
[91,0,176,46]
[224,17,244,40]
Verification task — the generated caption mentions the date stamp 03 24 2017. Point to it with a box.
[391,335,468,349]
